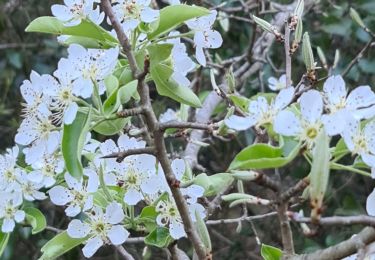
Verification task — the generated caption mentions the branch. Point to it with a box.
[101,147,156,162]
[206,210,278,225]
[341,39,374,77]
[101,0,139,77]
[115,246,135,260]
[117,107,145,118]
[277,202,295,255]
[290,227,375,260]
[284,21,292,87]
[279,177,309,203]
[255,172,280,192]
[159,121,217,132]
[291,214,375,227]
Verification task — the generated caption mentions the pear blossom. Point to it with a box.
[341,117,375,168]
[48,172,98,217]
[16,172,47,201]
[156,199,186,239]
[321,75,375,135]
[166,32,195,87]
[186,10,223,66]
[268,74,287,91]
[51,0,104,27]
[274,90,323,148]
[15,115,60,164]
[27,151,65,188]
[0,146,24,192]
[112,0,159,32]
[67,202,129,258]
[225,87,295,131]
[20,71,52,119]
[0,192,25,233]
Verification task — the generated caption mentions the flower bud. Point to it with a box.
[350,7,366,29]
[302,32,315,71]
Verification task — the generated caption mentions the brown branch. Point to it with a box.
[101,147,156,162]
[277,202,295,255]
[159,121,217,132]
[117,107,145,118]
[101,0,140,77]
[255,172,280,192]
[280,177,309,203]
[341,39,374,77]
[290,227,375,260]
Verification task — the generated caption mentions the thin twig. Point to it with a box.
[115,246,135,260]
[159,121,217,132]
[341,39,374,77]
[101,147,156,162]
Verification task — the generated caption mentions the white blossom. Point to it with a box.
[16,172,47,201]
[15,115,60,164]
[274,90,323,148]
[166,32,195,87]
[225,87,295,131]
[0,146,23,192]
[67,202,129,258]
[341,117,375,168]
[0,192,25,233]
[268,74,288,91]
[159,108,179,123]
[321,75,375,135]
[112,0,159,32]
[51,0,104,27]
[20,71,52,119]
[156,199,186,239]
[186,10,223,66]
[48,172,98,217]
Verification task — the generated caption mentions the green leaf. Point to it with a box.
[0,232,9,257]
[195,210,211,252]
[104,75,119,96]
[93,117,130,136]
[193,173,234,196]
[26,17,117,43]
[24,208,46,234]
[144,227,173,248]
[39,231,87,260]
[139,206,158,232]
[261,244,283,260]
[148,5,210,40]
[103,80,138,116]
[62,109,92,178]
[59,36,110,49]
[310,129,330,220]
[151,63,201,107]
[229,141,300,170]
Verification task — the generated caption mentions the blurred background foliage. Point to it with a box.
[0,0,375,259]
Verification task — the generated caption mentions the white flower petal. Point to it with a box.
[14,210,25,223]
[67,219,90,238]
[169,219,185,239]
[48,186,73,206]
[107,225,129,245]
[64,102,79,125]
[65,204,82,217]
[274,110,301,136]
[105,202,124,224]
[225,115,255,131]
[346,85,375,110]
[300,90,323,124]
[2,219,15,233]
[367,188,375,216]
[323,75,347,106]
[195,46,206,67]
[273,87,294,110]
[123,189,143,205]
[82,236,104,258]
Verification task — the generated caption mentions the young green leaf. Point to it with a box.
[0,232,9,258]
[229,141,300,170]
[193,173,234,196]
[62,109,92,178]
[144,227,173,248]
[148,5,210,40]
[39,231,87,260]
[261,244,283,260]
[24,207,47,234]
[195,210,211,252]
[26,17,117,43]
[309,129,330,221]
